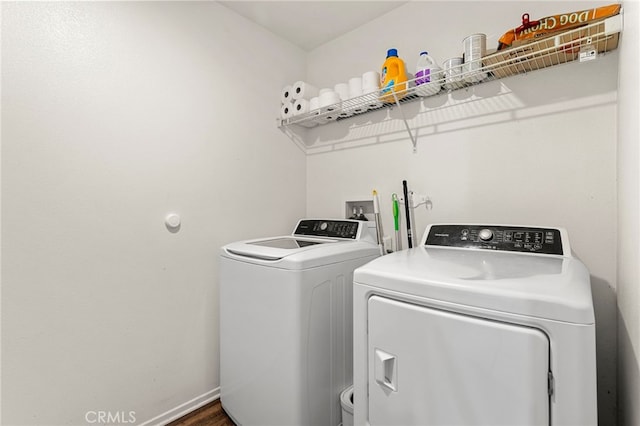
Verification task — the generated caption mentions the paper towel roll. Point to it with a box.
[292,81,319,100]
[334,83,349,101]
[362,71,380,90]
[280,102,294,119]
[281,85,293,104]
[293,99,310,116]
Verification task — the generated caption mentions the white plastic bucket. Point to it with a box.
[340,385,354,426]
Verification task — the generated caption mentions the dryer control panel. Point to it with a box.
[424,224,565,255]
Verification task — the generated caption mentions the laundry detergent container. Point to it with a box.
[340,385,354,426]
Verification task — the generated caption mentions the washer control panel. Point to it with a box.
[294,219,360,239]
[424,224,564,255]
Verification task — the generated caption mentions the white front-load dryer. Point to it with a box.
[353,224,597,426]
[219,219,380,426]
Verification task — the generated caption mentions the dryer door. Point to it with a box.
[367,296,550,426]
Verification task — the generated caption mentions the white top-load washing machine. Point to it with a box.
[220,219,380,426]
[353,224,597,426]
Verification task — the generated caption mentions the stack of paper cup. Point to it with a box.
[443,57,464,90]
[463,34,487,83]
[362,71,382,109]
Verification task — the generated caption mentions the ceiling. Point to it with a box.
[219,1,408,51]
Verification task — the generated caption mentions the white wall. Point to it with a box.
[0,2,306,425]
[2,1,635,425]
[617,1,640,425]
[304,2,619,424]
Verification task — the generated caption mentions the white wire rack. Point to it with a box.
[278,14,622,151]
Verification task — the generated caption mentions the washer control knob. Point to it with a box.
[478,228,494,241]
[320,222,328,231]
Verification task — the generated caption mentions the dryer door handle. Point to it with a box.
[374,349,397,392]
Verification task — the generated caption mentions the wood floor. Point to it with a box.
[168,400,235,426]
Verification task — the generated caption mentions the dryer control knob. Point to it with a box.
[478,228,494,241]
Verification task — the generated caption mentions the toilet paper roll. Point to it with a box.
[293,99,310,116]
[362,71,380,89]
[280,85,293,104]
[334,83,350,101]
[319,88,333,95]
[353,105,368,114]
[348,77,363,99]
[309,97,320,112]
[312,114,327,124]
[292,81,319,100]
[319,90,341,111]
[348,77,366,113]
[362,83,380,92]
[311,96,325,123]
[318,113,339,123]
[363,86,383,109]
[338,109,354,118]
[280,102,294,119]
[299,120,318,128]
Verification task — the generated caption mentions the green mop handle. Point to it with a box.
[392,194,399,231]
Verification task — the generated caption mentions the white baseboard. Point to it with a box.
[137,388,220,426]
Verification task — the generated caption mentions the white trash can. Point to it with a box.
[340,385,354,426]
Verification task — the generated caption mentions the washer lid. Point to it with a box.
[223,236,336,261]
[220,218,380,269]
[221,236,379,269]
[248,237,327,249]
[354,246,594,324]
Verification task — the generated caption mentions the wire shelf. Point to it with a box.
[278,14,622,147]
